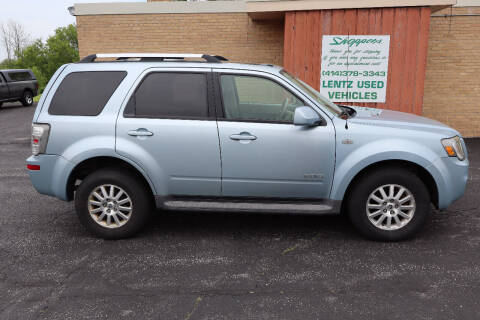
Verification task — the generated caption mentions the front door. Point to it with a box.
[0,74,9,100]
[214,70,336,199]
[116,68,221,197]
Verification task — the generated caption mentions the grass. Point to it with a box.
[33,95,41,103]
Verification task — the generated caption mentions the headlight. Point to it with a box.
[441,136,465,161]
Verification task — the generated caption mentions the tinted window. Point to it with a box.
[127,73,208,118]
[49,71,127,116]
[8,71,32,81]
[220,75,304,123]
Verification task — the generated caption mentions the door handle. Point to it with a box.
[127,128,153,137]
[229,132,257,141]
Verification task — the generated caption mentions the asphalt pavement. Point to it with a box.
[0,102,479,319]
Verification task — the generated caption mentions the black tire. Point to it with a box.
[75,168,152,239]
[21,90,33,106]
[347,167,430,241]
[0,102,3,108]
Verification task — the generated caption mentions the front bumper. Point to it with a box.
[428,156,469,210]
[26,154,74,201]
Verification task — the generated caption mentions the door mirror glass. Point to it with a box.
[293,106,322,126]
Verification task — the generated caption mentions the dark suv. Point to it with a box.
[0,69,38,107]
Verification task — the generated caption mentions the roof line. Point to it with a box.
[247,0,456,12]
[72,0,456,16]
[72,1,246,16]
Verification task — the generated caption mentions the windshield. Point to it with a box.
[280,70,343,116]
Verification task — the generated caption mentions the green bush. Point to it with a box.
[1,24,79,93]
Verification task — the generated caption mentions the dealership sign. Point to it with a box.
[320,35,390,103]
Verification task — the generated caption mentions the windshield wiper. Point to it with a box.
[338,105,356,119]
[339,110,349,120]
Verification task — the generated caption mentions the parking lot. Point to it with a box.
[0,102,479,319]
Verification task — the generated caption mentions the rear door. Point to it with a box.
[213,69,336,199]
[115,68,222,198]
[5,72,25,98]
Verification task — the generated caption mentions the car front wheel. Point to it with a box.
[75,168,152,239]
[347,167,431,241]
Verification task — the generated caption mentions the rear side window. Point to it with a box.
[125,72,208,118]
[49,71,127,116]
[8,71,32,81]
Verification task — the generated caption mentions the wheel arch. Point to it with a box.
[22,88,34,99]
[66,156,156,201]
[340,160,439,210]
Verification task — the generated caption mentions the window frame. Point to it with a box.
[123,71,216,120]
[48,70,128,116]
[214,72,317,125]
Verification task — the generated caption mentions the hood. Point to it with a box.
[347,106,458,136]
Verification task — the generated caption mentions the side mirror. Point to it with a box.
[293,106,322,126]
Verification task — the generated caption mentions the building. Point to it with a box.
[71,0,480,137]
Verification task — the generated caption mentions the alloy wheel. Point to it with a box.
[87,184,133,228]
[366,184,416,230]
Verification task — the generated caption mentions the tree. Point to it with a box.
[14,24,79,93]
[43,24,79,81]
[0,58,15,69]
[1,20,30,61]
[14,40,48,90]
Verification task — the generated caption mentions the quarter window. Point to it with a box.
[126,73,208,118]
[220,75,304,122]
[49,71,127,116]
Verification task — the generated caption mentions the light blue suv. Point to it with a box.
[27,53,469,241]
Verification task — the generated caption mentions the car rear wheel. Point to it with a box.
[21,91,33,106]
[346,167,430,241]
[75,168,152,239]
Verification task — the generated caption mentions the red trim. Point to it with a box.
[27,164,40,171]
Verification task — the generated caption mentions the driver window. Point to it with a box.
[220,74,304,123]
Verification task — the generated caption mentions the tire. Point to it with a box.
[0,102,2,108]
[75,168,152,239]
[21,90,33,106]
[347,167,430,241]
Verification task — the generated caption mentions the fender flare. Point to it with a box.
[331,140,442,202]
[64,150,157,200]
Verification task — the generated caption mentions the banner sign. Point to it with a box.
[320,35,390,103]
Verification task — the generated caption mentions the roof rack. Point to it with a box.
[79,53,228,63]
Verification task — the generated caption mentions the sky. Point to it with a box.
[0,0,146,61]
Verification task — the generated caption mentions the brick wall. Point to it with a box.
[76,6,480,137]
[76,13,284,65]
[424,6,480,137]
